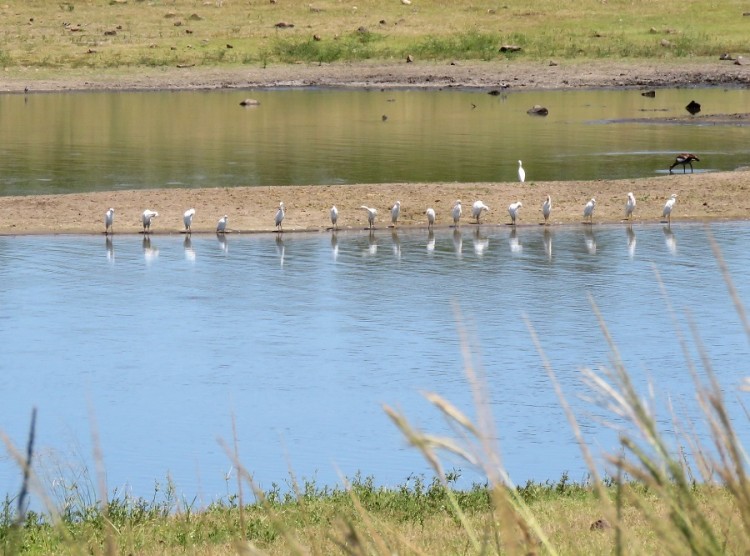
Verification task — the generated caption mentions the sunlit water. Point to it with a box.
[1,87,749,195]
[1,222,749,505]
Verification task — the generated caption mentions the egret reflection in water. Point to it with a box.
[143,236,158,263]
[184,236,196,262]
[509,228,522,255]
[585,227,597,255]
[330,231,339,261]
[106,236,114,263]
[275,235,285,267]
[664,226,677,255]
[543,228,552,261]
[216,232,228,254]
[426,229,435,253]
[627,226,636,259]
[452,228,463,258]
[473,228,489,257]
[391,230,401,260]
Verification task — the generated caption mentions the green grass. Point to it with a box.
[0,0,747,70]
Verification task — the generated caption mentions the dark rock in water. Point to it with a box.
[641,90,656,97]
[686,100,701,115]
[527,104,549,116]
[240,98,260,107]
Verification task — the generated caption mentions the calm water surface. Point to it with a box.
[1,87,749,195]
[1,223,749,503]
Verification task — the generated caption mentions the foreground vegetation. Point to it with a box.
[1,0,747,70]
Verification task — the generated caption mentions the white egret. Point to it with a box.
[183,208,196,232]
[390,200,401,227]
[583,198,596,224]
[216,214,228,233]
[330,205,339,230]
[662,193,677,224]
[275,202,285,231]
[669,153,699,174]
[625,192,636,220]
[471,200,489,224]
[360,205,377,229]
[518,160,526,183]
[508,201,523,225]
[451,200,462,227]
[104,207,115,234]
[142,209,159,233]
[425,207,436,229]
[541,195,552,225]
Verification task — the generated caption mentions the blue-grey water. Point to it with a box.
[1,223,749,506]
[1,87,749,196]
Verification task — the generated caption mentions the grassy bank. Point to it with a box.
[1,0,747,70]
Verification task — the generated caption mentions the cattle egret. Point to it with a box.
[142,209,159,233]
[662,193,677,224]
[583,198,596,224]
[390,201,401,227]
[518,160,526,183]
[183,208,196,232]
[360,205,377,229]
[104,208,115,234]
[508,201,523,225]
[330,205,339,230]
[625,192,636,220]
[425,207,436,229]
[451,200,462,227]
[216,215,228,233]
[669,153,699,174]
[542,195,552,225]
[275,202,285,231]
[471,200,489,224]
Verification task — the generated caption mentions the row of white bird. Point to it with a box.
[103,192,679,234]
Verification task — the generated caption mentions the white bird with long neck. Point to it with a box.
[518,160,526,183]
[425,207,436,229]
[104,208,115,234]
[330,205,339,230]
[471,200,489,224]
[183,208,196,232]
[275,202,285,231]
[662,193,677,224]
[541,195,552,225]
[583,198,596,224]
[390,201,401,227]
[451,200,462,227]
[142,209,159,233]
[216,214,228,233]
[508,201,522,225]
[625,192,636,221]
[360,205,377,229]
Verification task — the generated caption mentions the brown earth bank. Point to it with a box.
[1,171,748,235]
[2,58,749,93]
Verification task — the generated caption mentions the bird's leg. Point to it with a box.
[689,161,693,173]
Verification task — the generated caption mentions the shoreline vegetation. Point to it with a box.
[2,0,750,553]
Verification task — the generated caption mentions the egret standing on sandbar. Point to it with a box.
[471,200,489,224]
[142,209,159,233]
[183,208,196,232]
[451,200,462,227]
[425,207,436,229]
[390,201,401,227]
[662,193,677,224]
[216,215,228,233]
[360,205,377,229]
[541,195,552,225]
[508,201,523,225]
[104,208,115,234]
[583,198,596,224]
[518,160,526,183]
[275,202,285,231]
[625,192,636,221]
[330,205,339,230]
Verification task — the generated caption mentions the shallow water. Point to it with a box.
[1,222,749,504]
[1,87,748,196]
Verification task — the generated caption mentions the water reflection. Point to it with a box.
[584,227,597,255]
[105,236,114,263]
[142,236,158,263]
[663,226,677,255]
[426,229,435,253]
[452,228,463,258]
[543,228,552,261]
[330,231,339,261]
[626,226,636,260]
[216,232,228,254]
[473,228,489,257]
[184,236,196,263]
[275,235,285,267]
[509,228,522,255]
[364,231,377,257]
[391,230,401,260]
